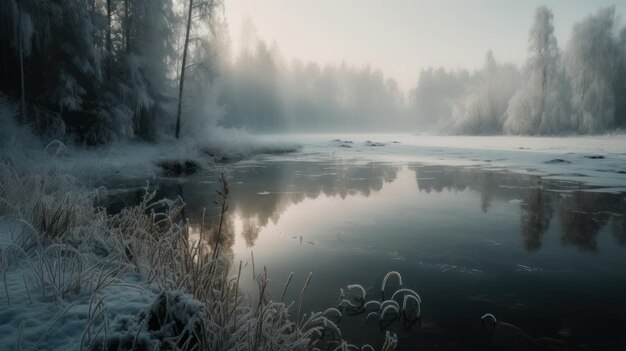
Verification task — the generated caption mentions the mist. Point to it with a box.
[216,5,626,135]
[2,2,626,350]
[2,2,626,139]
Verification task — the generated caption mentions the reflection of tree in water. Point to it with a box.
[413,166,470,193]
[177,161,399,249]
[412,165,538,212]
[613,213,626,246]
[520,187,554,251]
[341,163,398,197]
[559,191,624,252]
[410,164,626,252]
[115,162,626,254]
[479,172,495,212]
[191,212,260,251]
[156,163,626,254]
[188,212,237,256]
[228,161,399,227]
[242,217,261,247]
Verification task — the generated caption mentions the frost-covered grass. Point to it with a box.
[31,127,302,187]
[0,100,397,350]
[1,98,393,350]
[0,161,395,350]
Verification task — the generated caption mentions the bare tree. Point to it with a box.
[106,0,113,79]
[17,0,26,117]
[175,0,220,139]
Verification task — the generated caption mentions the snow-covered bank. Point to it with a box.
[46,130,300,187]
[0,119,300,190]
[0,160,402,350]
[1,114,408,349]
[260,134,626,191]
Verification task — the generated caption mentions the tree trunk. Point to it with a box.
[106,0,112,78]
[1,38,7,90]
[175,0,194,139]
[17,0,26,119]
[19,34,25,116]
[124,0,130,53]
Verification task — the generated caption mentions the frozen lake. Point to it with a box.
[115,135,626,349]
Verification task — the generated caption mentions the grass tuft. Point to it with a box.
[0,161,398,350]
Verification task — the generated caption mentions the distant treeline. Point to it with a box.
[220,50,409,132]
[220,6,626,135]
[411,6,626,135]
[1,3,625,142]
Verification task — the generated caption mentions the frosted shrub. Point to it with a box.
[449,52,521,134]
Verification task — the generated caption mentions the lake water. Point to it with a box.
[130,152,626,350]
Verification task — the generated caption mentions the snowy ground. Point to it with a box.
[1,127,300,190]
[258,134,626,191]
[0,132,352,350]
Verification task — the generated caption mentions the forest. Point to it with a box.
[2,2,626,142]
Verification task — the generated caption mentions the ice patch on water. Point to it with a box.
[515,264,542,272]
[260,134,626,190]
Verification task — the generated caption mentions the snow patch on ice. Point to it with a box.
[260,134,626,190]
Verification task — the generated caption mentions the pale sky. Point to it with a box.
[224,0,626,90]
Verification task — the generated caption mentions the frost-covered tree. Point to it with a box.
[505,7,570,135]
[179,16,230,138]
[614,27,626,129]
[222,38,284,131]
[449,51,520,134]
[0,0,105,139]
[409,67,470,131]
[0,0,100,133]
[564,6,621,133]
[175,0,221,139]
[0,0,56,117]
[111,0,178,140]
[0,0,225,143]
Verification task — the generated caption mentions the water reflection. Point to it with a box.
[412,165,543,213]
[231,161,398,220]
[614,213,626,245]
[186,216,236,256]
[138,160,626,349]
[411,164,626,252]
[158,161,400,254]
[520,187,553,251]
[559,191,624,252]
[151,162,626,257]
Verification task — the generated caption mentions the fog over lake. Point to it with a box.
[2,1,626,350]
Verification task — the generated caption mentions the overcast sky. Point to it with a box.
[224,0,626,90]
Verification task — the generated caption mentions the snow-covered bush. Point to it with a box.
[449,52,521,134]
